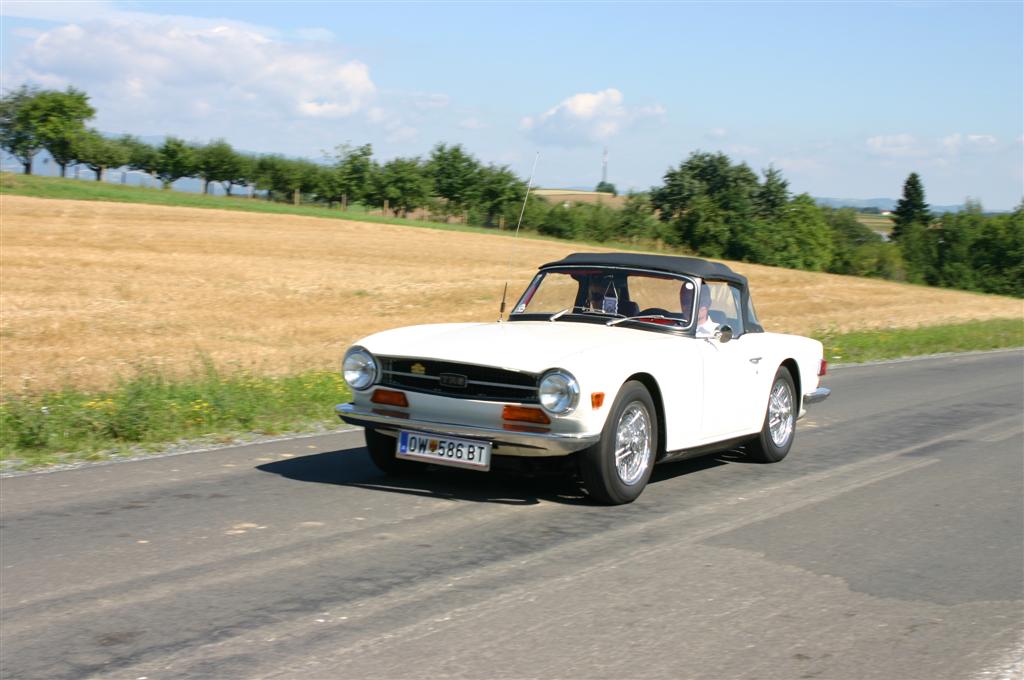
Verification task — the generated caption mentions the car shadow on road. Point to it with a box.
[256,446,591,506]
[257,443,742,506]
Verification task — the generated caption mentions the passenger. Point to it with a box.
[695,285,719,338]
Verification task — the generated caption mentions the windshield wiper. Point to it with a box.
[607,314,680,327]
[548,307,573,321]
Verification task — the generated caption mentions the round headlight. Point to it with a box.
[343,347,378,390]
[538,369,580,414]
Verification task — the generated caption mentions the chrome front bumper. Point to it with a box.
[335,403,601,456]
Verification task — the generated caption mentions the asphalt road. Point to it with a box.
[2,350,1022,680]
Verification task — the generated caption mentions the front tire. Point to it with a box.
[747,366,796,463]
[579,381,658,505]
[364,428,425,475]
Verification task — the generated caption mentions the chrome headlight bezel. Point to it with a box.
[342,346,378,391]
[538,369,580,415]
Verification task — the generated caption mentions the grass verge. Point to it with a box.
[1,319,1020,471]
[817,317,1022,365]
[1,363,351,470]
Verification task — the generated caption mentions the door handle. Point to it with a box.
[749,357,762,364]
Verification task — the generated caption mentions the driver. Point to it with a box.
[587,276,617,312]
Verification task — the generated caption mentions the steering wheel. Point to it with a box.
[637,308,671,317]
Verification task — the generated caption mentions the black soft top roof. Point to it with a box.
[541,252,746,286]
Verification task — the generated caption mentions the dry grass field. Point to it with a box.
[2,195,1020,394]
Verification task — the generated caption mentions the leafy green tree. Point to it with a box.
[675,193,730,256]
[72,129,129,182]
[898,219,939,284]
[651,151,759,255]
[977,204,1023,297]
[538,203,587,239]
[426,143,481,218]
[29,87,95,177]
[322,143,374,207]
[254,155,323,204]
[222,154,254,196]
[595,180,617,196]
[155,137,196,189]
[501,194,551,232]
[753,165,789,220]
[934,201,1024,296]
[0,85,44,174]
[821,207,883,274]
[119,135,160,181]
[848,241,906,280]
[472,164,525,226]
[617,192,660,241]
[193,139,243,195]
[368,157,432,216]
[892,172,932,241]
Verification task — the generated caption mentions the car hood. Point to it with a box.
[358,321,670,374]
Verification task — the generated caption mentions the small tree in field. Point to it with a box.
[0,85,44,174]
[155,137,196,189]
[322,143,374,208]
[73,129,128,182]
[371,157,432,216]
[194,139,243,194]
[426,143,481,219]
[35,88,95,177]
[119,135,160,183]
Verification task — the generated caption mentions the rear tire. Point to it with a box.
[747,366,796,463]
[364,428,425,475]
[579,381,658,505]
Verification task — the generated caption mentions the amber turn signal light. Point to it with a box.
[502,405,551,424]
[591,392,605,409]
[371,389,409,407]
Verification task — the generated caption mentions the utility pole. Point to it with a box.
[601,147,608,185]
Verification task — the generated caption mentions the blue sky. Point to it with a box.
[2,1,1022,208]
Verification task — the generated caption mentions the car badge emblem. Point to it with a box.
[439,373,468,389]
[411,363,426,375]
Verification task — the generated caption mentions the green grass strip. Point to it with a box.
[0,172,504,235]
[0,364,352,470]
[1,319,1020,471]
[816,317,1023,365]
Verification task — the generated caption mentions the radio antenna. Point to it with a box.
[498,151,540,322]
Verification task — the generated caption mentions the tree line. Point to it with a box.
[2,85,1021,297]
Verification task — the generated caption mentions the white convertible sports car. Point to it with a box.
[337,252,830,504]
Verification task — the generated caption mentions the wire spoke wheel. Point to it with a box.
[614,403,652,485]
[767,380,794,448]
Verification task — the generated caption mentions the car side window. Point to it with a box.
[705,281,744,336]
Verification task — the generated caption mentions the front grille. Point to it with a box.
[379,357,539,403]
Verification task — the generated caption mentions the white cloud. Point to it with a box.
[8,20,375,121]
[521,89,664,147]
[867,132,1003,166]
[941,133,998,153]
[459,117,488,130]
[866,134,926,159]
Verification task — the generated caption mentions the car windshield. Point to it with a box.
[511,267,697,327]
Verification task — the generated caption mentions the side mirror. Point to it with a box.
[718,325,733,343]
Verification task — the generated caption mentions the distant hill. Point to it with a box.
[813,197,968,214]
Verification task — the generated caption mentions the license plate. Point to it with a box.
[396,430,491,471]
